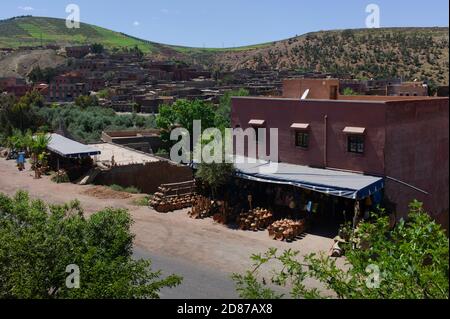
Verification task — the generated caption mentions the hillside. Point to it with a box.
[0,16,448,85]
[206,28,449,85]
[0,16,166,53]
[0,49,66,77]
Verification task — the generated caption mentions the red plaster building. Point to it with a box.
[231,79,449,228]
[0,77,30,97]
[49,72,88,101]
[0,77,19,90]
[65,45,91,58]
[386,82,428,96]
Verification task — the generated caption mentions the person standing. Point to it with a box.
[17,151,26,171]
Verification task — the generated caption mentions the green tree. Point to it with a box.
[0,191,182,299]
[0,91,44,135]
[103,71,116,82]
[132,102,141,114]
[196,162,235,199]
[233,201,449,299]
[194,133,235,198]
[97,88,113,99]
[5,129,28,151]
[35,105,156,143]
[90,43,104,54]
[156,99,216,149]
[75,95,99,109]
[18,90,45,108]
[27,66,57,84]
[27,132,51,179]
[214,89,249,130]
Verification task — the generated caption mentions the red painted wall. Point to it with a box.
[231,97,386,175]
[282,78,339,99]
[231,96,449,226]
[384,99,449,228]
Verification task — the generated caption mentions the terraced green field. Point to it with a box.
[0,16,272,54]
[0,16,156,52]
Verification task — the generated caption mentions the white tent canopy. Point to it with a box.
[47,134,101,158]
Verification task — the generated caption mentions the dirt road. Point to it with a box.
[0,158,337,298]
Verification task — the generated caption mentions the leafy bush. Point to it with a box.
[51,170,70,183]
[74,95,99,108]
[35,105,156,143]
[0,191,181,298]
[233,201,449,299]
[0,92,45,136]
[342,87,359,96]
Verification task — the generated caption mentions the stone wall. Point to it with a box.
[94,160,193,194]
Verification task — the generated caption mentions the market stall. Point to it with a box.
[228,156,385,237]
[46,134,101,181]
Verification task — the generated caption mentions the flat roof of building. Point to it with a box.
[232,95,448,103]
[91,143,159,166]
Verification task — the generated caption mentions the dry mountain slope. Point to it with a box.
[206,28,449,85]
[0,49,65,78]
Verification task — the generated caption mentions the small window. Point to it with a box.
[295,131,309,148]
[348,135,364,154]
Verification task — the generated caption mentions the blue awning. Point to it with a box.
[233,156,384,200]
[47,134,101,158]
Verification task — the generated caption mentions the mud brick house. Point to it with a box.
[231,78,449,228]
[172,68,211,81]
[65,45,91,58]
[87,77,106,92]
[133,95,174,113]
[0,77,30,97]
[340,78,422,96]
[386,82,428,97]
[0,77,19,90]
[0,47,14,53]
[72,58,111,75]
[101,129,163,154]
[49,72,88,101]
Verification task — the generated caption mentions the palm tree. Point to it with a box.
[28,133,50,179]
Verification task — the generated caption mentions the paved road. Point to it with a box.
[133,246,239,299]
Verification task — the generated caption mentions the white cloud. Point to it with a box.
[18,6,34,11]
[161,9,169,14]
[133,21,140,27]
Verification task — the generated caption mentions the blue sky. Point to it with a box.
[3,0,449,48]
